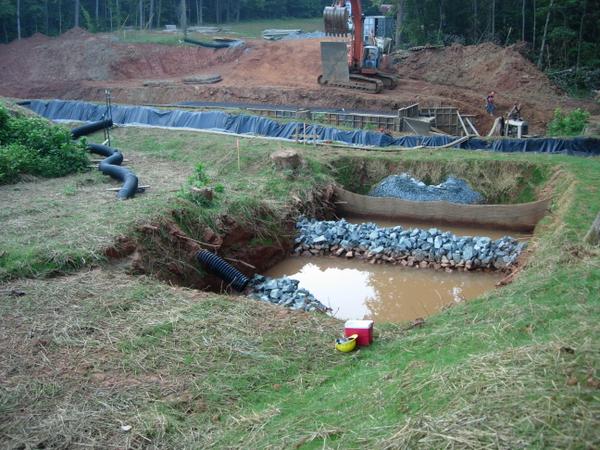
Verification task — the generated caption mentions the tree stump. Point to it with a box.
[190,186,213,201]
[270,149,303,171]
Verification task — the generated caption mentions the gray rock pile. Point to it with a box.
[369,173,484,204]
[294,218,525,270]
[247,275,329,312]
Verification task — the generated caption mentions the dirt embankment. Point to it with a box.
[108,186,337,293]
[399,43,561,102]
[1,29,596,133]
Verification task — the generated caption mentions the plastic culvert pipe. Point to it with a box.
[71,119,113,139]
[88,143,139,200]
[196,250,250,291]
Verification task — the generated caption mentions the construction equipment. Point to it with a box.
[319,0,398,93]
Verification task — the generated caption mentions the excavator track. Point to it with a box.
[318,74,383,94]
[375,72,399,89]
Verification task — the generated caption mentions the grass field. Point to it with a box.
[113,17,323,45]
[1,119,599,448]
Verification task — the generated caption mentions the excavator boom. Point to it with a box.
[323,0,364,69]
[320,0,397,93]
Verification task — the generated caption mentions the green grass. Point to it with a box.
[0,127,329,281]
[0,124,556,281]
[1,124,599,448]
[112,17,323,45]
[216,17,323,38]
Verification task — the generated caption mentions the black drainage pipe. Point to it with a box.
[184,37,231,48]
[196,250,250,291]
[72,119,113,139]
[88,143,139,200]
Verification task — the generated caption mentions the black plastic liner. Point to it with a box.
[71,119,113,139]
[196,250,249,291]
[29,99,600,156]
[87,143,139,199]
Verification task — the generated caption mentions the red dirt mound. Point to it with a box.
[0,28,246,87]
[399,42,562,102]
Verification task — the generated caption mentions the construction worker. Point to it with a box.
[486,91,496,116]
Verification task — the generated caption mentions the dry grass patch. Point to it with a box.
[0,146,190,280]
[0,268,342,449]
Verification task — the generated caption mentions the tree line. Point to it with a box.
[395,0,599,71]
[2,0,599,74]
[1,0,329,40]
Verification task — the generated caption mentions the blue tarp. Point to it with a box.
[26,99,600,156]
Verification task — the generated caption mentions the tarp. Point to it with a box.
[26,100,600,156]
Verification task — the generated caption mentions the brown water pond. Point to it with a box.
[265,256,503,323]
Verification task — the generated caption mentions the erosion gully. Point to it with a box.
[266,215,527,323]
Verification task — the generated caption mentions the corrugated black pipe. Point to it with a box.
[88,143,139,200]
[184,37,231,48]
[72,119,113,139]
[196,250,250,291]
[87,143,115,158]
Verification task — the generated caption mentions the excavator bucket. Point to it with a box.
[320,42,350,82]
[323,6,349,36]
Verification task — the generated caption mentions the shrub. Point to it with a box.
[0,104,89,184]
[0,105,10,145]
[547,108,590,137]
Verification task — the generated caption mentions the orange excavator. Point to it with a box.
[318,0,397,93]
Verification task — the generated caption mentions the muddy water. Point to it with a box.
[344,215,529,240]
[265,256,503,323]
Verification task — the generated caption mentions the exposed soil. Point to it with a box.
[399,42,561,101]
[116,185,337,293]
[1,29,597,133]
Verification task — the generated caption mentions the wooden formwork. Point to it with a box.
[398,103,420,119]
[419,106,462,135]
[397,103,422,132]
[245,106,399,131]
[246,108,297,119]
[245,104,470,135]
[320,112,398,131]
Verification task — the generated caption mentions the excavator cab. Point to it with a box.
[362,45,380,70]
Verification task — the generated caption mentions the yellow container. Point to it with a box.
[335,334,358,352]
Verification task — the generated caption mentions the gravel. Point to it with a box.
[369,173,484,204]
[281,31,326,40]
[294,217,525,270]
[247,275,330,312]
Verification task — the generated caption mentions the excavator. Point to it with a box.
[318,0,398,93]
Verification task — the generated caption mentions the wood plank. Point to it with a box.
[465,117,481,136]
[457,112,470,136]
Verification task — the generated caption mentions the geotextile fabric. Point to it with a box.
[27,100,600,156]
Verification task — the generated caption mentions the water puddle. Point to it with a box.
[343,215,530,240]
[265,256,503,323]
